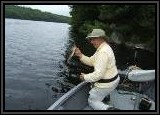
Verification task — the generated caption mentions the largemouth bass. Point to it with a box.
[67,45,77,64]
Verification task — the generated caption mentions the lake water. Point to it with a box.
[5,18,70,110]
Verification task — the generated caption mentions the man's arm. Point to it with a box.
[83,52,108,82]
[74,48,93,66]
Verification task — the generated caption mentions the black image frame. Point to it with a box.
[1,0,159,114]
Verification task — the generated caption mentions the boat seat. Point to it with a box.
[128,70,155,82]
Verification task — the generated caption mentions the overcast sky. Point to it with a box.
[18,5,71,17]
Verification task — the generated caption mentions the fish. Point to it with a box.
[67,44,77,64]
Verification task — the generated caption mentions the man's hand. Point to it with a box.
[80,73,85,81]
[74,48,82,58]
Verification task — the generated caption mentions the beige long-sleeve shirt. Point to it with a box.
[80,42,119,88]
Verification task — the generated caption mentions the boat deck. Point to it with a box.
[83,105,93,110]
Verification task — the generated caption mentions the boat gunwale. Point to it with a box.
[47,81,88,110]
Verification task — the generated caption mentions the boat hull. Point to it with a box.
[47,81,155,110]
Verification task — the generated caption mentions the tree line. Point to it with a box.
[5,5,70,23]
[69,5,156,52]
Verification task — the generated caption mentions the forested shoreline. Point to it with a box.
[69,5,156,53]
[5,5,70,23]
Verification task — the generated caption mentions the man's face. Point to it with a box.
[89,38,99,48]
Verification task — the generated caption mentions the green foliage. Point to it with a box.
[69,5,156,51]
[70,5,100,32]
[5,5,70,23]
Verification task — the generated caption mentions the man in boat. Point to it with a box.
[74,28,120,110]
